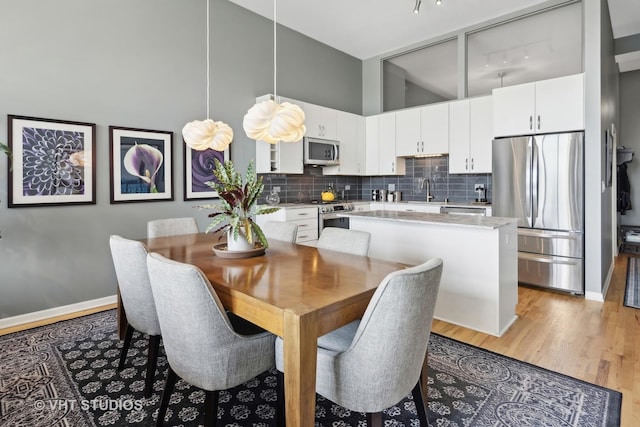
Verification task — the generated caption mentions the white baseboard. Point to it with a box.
[585,290,605,302]
[0,295,117,330]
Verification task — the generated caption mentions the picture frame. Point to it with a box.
[7,115,96,207]
[109,126,173,203]
[184,144,229,200]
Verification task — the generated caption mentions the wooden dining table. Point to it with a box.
[117,232,411,427]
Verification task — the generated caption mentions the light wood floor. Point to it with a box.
[432,253,639,427]
[2,257,637,425]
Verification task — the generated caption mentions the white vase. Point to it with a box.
[226,229,254,252]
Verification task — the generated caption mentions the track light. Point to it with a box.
[435,0,442,5]
[413,0,421,14]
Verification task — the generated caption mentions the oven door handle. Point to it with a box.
[321,212,342,220]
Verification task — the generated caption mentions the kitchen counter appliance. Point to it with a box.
[319,201,354,232]
[492,131,584,294]
[304,137,339,166]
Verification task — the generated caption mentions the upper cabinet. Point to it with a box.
[395,103,449,157]
[449,96,493,174]
[378,113,405,175]
[303,103,337,140]
[323,111,362,175]
[364,114,405,176]
[492,73,584,137]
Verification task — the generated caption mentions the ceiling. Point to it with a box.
[229,0,640,72]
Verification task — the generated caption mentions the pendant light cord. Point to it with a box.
[206,0,211,119]
[273,0,277,99]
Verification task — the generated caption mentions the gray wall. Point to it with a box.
[618,70,640,226]
[0,0,361,319]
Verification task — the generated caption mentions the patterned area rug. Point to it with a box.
[0,310,621,427]
[624,256,640,308]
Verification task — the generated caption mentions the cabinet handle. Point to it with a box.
[421,141,424,152]
[537,115,541,130]
[471,158,474,170]
[465,158,468,171]
[298,234,308,239]
[297,212,309,216]
[529,115,533,130]
[392,162,395,172]
[416,141,420,153]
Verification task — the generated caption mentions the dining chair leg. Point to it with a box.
[156,367,177,427]
[118,324,134,371]
[144,335,161,398]
[366,411,383,427]
[204,390,219,427]
[276,370,286,426]
[411,381,428,425]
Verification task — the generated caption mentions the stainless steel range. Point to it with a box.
[318,201,354,233]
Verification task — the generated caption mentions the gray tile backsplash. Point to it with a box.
[258,156,491,204]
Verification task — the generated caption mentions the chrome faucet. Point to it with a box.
[420,178,434,202]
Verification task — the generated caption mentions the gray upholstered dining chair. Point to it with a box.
[147,217,199,238]
[109,235,162,398]
[316,227,371,256]
[146,252,277,427]
[275,257,443,426]
[262,220,298,243]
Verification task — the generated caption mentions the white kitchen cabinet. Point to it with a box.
[395,103,449,157]
[356,115,366,175]
[303,102,337,140]
[449,96,492,174]
[256,206,319,243]
[378,112,405,175]
[254,95,304,174]
[323,111,359,175]
[364,116,380,175]
[493,73,584,137]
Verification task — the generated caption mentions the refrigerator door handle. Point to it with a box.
[531,137,540,226]
[519,252,580,266]
[525,138,533,227]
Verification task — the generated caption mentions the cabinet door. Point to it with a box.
[535,73,584,133]
[395,108,421,156]
[469,95,493,173]
[337,111,358,175]
[379,113,404,175]
[448,99,470,174]
[364,116,380,175]
[492,82,535,137]
[421,103,449,155]
[356,116,366,175]
[278,140,304,173]
[303,103,337,139]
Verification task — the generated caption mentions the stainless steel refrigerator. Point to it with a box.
[492,132,584,294]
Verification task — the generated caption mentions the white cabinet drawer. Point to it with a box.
[293,218,318,242]
[285,207,318,221]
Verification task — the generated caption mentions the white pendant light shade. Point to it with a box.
[182,119,234,151]
[243,99,306,144]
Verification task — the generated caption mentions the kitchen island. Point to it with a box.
[343,210,519,336]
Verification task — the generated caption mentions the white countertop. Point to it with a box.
[342,210,516,229]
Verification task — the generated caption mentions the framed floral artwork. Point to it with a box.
[109,126,173,203]
[7,115,96,207]
[184,144,229,200]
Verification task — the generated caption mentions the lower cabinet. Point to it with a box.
[257,206,319,243]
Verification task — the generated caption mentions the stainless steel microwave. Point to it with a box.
[303,137,339,166]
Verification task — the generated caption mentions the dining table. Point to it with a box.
[116,232,419,427]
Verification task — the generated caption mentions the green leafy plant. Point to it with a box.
[0,142,10,169]
[199,159,279,248]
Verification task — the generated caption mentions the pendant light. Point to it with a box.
[243,0,306,144]
[413,0,422,14]
[182,0,233,152]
